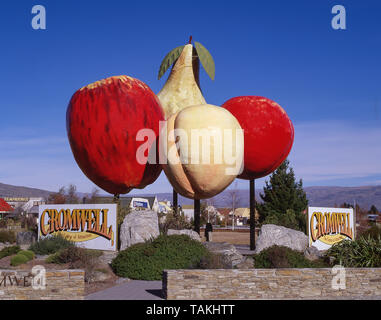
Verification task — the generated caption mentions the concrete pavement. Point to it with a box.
[86,280,163,300]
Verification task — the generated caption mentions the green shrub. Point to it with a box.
[253,245,327,268]
[18,250,35,260]
[0,245,21,259]
[111,234,209,280]
[327,236,381,267]
[45,246,100,283]
[197,252,229,269]
[0,230,16,243]
[10,254,29,266]
[29,234,75,255]
[45,252,60,264]
[359,225,381,240]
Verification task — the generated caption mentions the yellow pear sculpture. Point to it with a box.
[157,39,242,200]
[157,43,206,119]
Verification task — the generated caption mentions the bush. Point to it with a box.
[327,236,381,267]
[10,254,30,266]
[359,225,381,240]
[18,250,35,260]
[0,230,16,243]
[159,210,192,234]
[111,234,209,280]
[253,245,327,268]
[29,234,75,255]
[0,245,21,259]
[45,246,101,283]
[197,252,230,269]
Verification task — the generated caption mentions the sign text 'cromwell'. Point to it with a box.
[40,208,113,241]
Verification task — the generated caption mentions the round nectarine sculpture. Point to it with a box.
[159,104,244,199]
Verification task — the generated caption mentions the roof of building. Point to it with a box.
[217,208,231,216]
[0,198,14,213]
[181,204,194,209]
[96,196,157,209]
[233,207,260,219]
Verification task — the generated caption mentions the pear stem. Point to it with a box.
[188,36,192,44]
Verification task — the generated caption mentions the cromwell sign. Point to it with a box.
[308,207,354,250]
[38,204,117,251]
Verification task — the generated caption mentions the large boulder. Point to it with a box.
[167,229,201,241]
[304,246,326,261]
[16,231,37,246]
[119,210,159,250]
[203,242,244,268]
[254,224,308,254]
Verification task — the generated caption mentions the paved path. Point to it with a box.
[86,280,163,300]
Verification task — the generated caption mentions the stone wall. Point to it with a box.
[163,268,381,299]
[0,269,84,300]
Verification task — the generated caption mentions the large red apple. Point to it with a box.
[222,96,294,179]
[66,75,164,195]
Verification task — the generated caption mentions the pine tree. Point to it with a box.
[257,159,308,232]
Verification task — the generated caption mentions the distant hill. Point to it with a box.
[0,182,380,210]
[0,182,53,199]
[131,185,381,210]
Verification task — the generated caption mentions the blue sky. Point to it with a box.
[0,0,380,195]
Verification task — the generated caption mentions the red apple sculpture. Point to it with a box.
[222,96,294,179]
[66,75,164,195]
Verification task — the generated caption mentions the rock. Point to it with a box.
[304,246,325,261]
[93,271,112,282]
[203,242,244,268]
[16,231,37,246]
[167,229,201,241]
[119,209,159,250]
[254,224,308,254]
[99,251,118,265]
[236,257,254,269]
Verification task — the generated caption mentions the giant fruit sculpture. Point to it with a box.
[157,42,207,119]
[157,39,242,199]
[222,96,294,180]
[159,104,244,199]
[66,75,164,195]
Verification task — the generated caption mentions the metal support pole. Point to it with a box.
[194,199,200,235]
[250,179,256,251]
[173,189,178,215]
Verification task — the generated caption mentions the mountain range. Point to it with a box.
[0,182,380,210]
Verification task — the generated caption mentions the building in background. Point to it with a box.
[181,204,194,221]
[96,196,160,212]
[1,197,45,220]
[0,198,14,220]
[158,200,173,214]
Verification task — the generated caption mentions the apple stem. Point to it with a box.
[189,36,192,44]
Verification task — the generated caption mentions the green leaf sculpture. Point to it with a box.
[194,41,215,81]
[158,45,185,80]
[158,38,215,81]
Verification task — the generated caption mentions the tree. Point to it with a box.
[66,184,79,204]
[257,159,308,232]
[369,205,379,215]
[48,186,66,204]
[228,182,241,229]
[47,185,80,204]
